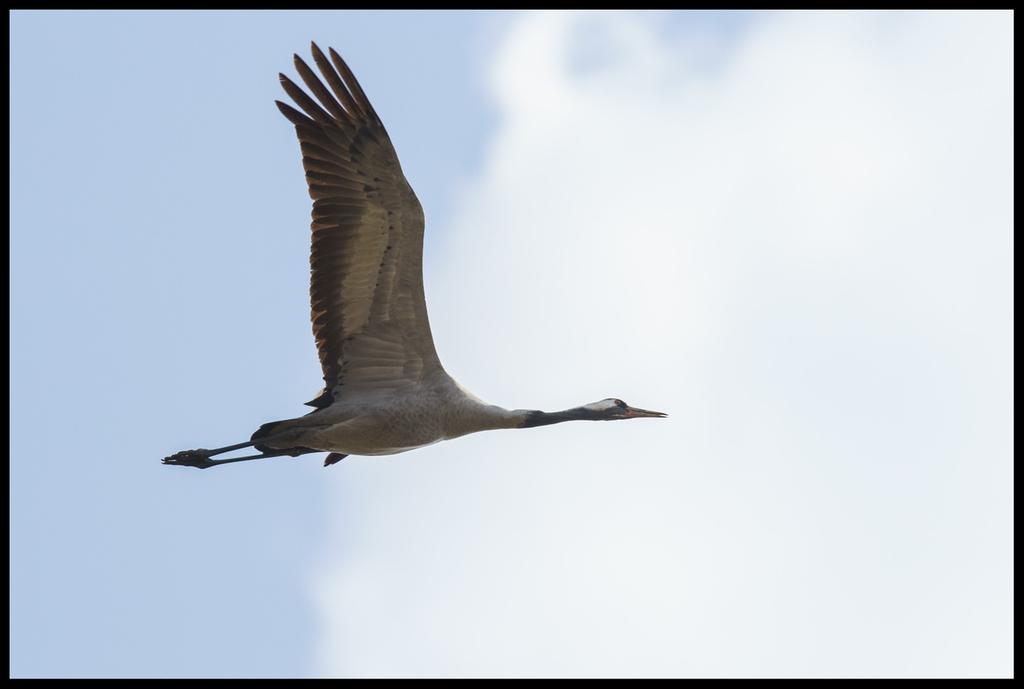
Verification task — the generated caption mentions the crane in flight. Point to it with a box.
[163,43,665,470]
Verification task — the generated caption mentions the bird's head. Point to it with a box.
[581,398,667,420]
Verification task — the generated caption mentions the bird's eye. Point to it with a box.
[616,399,626,408]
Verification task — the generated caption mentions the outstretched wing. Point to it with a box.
[276,43,443,407]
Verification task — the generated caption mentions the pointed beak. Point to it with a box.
[624,406,667,419]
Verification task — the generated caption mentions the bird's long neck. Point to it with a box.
[458,404,593,434]
[446,381,595,434]
[516,407,593,428]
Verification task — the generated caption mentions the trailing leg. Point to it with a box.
[162,441,316,470]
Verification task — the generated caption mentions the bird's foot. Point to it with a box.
[162,449,216,469]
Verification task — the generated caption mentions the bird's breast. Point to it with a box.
[303,404,448,457]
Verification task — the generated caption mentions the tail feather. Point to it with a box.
[250,418,319,457]
[250,419,287,453]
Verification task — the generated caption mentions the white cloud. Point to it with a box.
[312,11,1012,678]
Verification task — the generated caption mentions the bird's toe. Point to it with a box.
[162,449,214,469]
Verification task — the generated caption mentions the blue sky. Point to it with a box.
[10,11,1013,678]
[10,10,509,677]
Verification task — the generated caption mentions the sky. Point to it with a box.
[9,10,1013,679]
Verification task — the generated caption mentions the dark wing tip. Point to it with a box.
[275,99,314,127]
[324,452,348,467]
[310,42,331,69]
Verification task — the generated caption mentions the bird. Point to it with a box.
[162,43,666,471]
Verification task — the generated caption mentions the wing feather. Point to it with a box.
[277,43,443,408]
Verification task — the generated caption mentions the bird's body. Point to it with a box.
[257,374,521,457]
[164,43,664,471]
